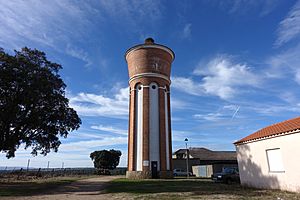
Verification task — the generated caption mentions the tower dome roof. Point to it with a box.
[125,38,175,61]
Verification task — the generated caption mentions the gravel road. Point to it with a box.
[2,176,123,200]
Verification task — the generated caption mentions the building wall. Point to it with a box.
[172,159,200,172]
[236,132,300,192]
[192,165,213,178]
[173,159,237,176]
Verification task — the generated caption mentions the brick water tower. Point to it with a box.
[125,38,175,179]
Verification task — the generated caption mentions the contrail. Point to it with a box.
[231,106,240,120]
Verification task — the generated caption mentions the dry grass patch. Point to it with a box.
[0,176,91,196]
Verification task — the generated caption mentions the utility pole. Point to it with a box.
[47,161,50,170]
[185,138,189,179]
[61,162,64,169]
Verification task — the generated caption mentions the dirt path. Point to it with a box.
[2,176,123,200]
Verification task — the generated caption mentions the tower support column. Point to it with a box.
[159,87,167,173]
[142,85,150,172]
[128,88,136,171]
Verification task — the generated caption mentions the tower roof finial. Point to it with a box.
[145,38,154,44]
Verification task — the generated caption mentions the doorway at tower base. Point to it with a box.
[126,171,173,179]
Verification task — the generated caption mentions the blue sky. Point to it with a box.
[1,0,300,168]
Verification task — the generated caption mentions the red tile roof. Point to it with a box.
[234,116,300,145]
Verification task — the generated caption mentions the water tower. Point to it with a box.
[125,38,175,179]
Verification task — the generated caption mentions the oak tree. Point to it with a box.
[0,47,81,158]
[90,149,122,170]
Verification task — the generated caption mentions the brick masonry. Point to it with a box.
[125,39,174,179]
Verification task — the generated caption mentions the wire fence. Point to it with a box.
[0,167,127,180]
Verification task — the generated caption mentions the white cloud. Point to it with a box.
[69,132,106,140]
[252,104,300,115]
[279,91,300,104]
[1,136,128,168]
[0,1,93,45]
[0,0,96,65]
[70,85,186,118]
[194,55,260,93]
[266,43,300,84]
[63,135,128,167]
[69,87,129,118]
[201,56,260,99]
[91,125,127,135]
[172,77,204,96]
[194,113,224,121]
[259,0,282,16]
[266,1,300,91]
[0,0,164,66]
[275,0,300,46]
[222,105,239,110]
[193,105,239,121]
[171,98,188,110]
[172,55,260,100]
[217,0,281,16]
[65,44,93,67]
[99,0,162,31]
[60,137,127,152]
[172,130,190,142]
[181,23,192,39]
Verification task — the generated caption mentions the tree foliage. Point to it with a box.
[0,47,81,158]
[90,149,122,170]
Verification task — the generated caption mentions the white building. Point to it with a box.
[234,117,300,192]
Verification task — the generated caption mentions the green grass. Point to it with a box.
[1,176,299,199]
[106,178,300,200]
[0,176,81,196]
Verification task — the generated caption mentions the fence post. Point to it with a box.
[26,159,30,172]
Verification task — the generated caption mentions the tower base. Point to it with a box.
[126,171,151,179]
[159,170,173,179]
[126,171,173,179]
